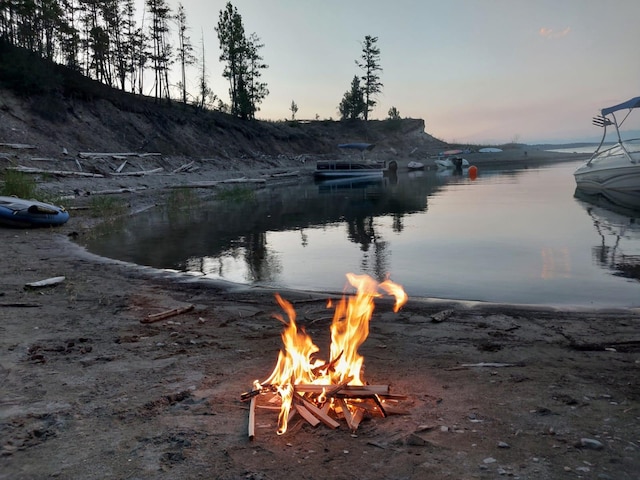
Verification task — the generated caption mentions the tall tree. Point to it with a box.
[338,75,365,120]
[175,3,195,104]
[146,0,172,102]
[216,2,268,120]
[215,2,245,117]
[243,32,268,119]
[356,35,383,121]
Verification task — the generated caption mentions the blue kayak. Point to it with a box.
[0,196,70,228]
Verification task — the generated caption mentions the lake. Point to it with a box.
[81,159,640,308]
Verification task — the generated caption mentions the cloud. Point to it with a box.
[539,26,571,39]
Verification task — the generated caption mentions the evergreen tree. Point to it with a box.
[216,2,268,120]
[146,0,172,102]
[338,75,366,120]
[175,3,195,104]
[356,35,383,121]
[216,2,245,117]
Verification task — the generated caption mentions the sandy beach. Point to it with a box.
[2,148,639,479]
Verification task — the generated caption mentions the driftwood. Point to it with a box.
[172,161,195,173]
[140,304,194,324]
[90,187,148,195]
[0,302,42,307]
[111,167,163,176]
[24,276,66,289]
[115,160,128,173]
[446,362,518,371]
[0,143,36,149]
[170,178,267,189]
[78,152,138,159]
[8,166,104,177]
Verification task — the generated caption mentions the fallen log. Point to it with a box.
[248,396,257,440]
[141,304,194,324]
[0,143,36,149]
[8,166,104,177]
[172,161,195,173]
[78,152,138,159]
[111,167,163,176]
[0,302,42,307]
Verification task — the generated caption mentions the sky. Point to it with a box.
[152,0,640,145]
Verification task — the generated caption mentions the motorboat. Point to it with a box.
[574,96,640,192]
[435,156,469,170]
[314,143,397,179]
[407,161,424,171]
[0,196,70,227]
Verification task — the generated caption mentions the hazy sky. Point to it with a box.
[157,0,640,145]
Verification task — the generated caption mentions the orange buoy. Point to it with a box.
[468,165,478,180]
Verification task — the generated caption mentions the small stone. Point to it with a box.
[498,441,510,448]
[440,426,449,432]
[578,438,604,450]
[483,457,497,464]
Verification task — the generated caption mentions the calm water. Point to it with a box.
[81,159,640,308]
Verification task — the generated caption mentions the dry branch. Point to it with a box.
[141,304,194,324]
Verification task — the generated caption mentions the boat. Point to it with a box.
[0,196,70,228]
[574,96,640,192]
[435,156,469,170]
[314,143,397,179]
[407,161,425,171]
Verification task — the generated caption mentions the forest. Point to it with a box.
[0,1,387,122]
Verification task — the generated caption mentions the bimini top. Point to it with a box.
[601,96,640,116]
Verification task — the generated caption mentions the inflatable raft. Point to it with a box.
[0,196,70,228]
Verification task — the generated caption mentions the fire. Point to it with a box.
[256,273,407,435]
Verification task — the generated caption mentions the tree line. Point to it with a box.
[0,1,397,121]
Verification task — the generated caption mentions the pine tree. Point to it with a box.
[356,35,383,121]
[338,75,365,120]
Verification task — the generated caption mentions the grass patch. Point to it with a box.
[216,186,255,202]
[0,170,38,198]
[88,195,128,218]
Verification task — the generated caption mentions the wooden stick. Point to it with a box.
[140,304,194,324]
[294,384,389,395]
[248,396,256,440]
[294,402,320,427]
[337,398,356,431]
[296,394,340,429]
[116,160,128,173]
[351,407,365,430]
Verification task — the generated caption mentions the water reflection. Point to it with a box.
[574,188,640,281]
[81,170,447,285]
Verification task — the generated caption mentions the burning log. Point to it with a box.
[240,273,411,438]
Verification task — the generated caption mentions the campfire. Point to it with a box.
[241,273,409,438]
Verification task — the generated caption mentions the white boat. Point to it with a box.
[435,156,469,170]
[407,161,424,170]
[574,96,640,192]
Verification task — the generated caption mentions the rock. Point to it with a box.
[577,438,604,450]
[483,457,497,464]
[497,441,510,449]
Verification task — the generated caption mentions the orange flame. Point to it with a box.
[258,274,407,434]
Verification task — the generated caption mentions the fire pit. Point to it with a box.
[241,273,408,438]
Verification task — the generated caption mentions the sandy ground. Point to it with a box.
[2,151,640,480]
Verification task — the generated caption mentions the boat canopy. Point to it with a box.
[601,96,640,116]
[338,143,375,151]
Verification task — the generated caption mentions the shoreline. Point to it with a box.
[2,152,639,479]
